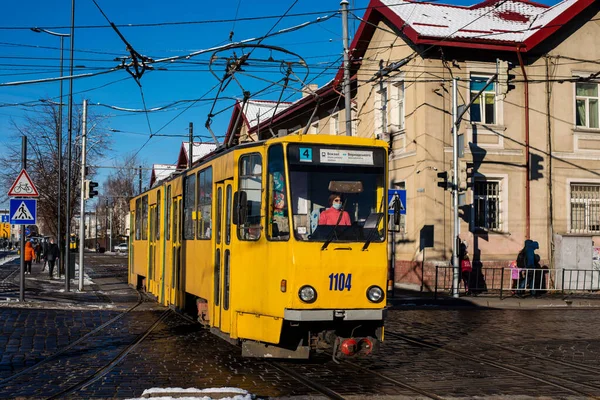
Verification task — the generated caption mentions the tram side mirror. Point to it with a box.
[328,181,363,194]
[233,190,248,226]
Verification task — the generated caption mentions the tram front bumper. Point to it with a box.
[283,308,385,322]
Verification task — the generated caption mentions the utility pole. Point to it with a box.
[64,0,75,293]
[105,197,108,250]
[78,99,87,291]
[19,136,26,302]
[452,78,460,298]
[188,122,193,169]
[95,207,98,250]
[138,165,142,195]
[109,208,113,252]
[341,0,352,136]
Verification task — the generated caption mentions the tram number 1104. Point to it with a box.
[328,273,352,291]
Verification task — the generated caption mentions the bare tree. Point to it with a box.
[102,153,146,242]
[0,100,111,239]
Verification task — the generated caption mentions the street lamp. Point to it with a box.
[30,27,70,277]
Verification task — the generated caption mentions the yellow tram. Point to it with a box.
[129,134,392,358]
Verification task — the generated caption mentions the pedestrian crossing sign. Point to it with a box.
[388,189,406,215]
[9,198,37,225]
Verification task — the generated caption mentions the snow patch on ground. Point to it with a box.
[0,255,19,265]
[125,387,253,400]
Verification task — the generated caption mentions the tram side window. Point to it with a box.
[238,153,262,241]
[267,144,289,240]
[183,174,196,240]
[141,195,148,240]
[135,198,141,240]
[156,190,161,240]
[166,186,171,241]
[197,167,213,239]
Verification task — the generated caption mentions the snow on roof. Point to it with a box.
[153,164,177,182]
[182,142,218,164]
[243,100,292,129]
[381,0,576,43]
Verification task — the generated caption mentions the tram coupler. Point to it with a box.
[333,336,378,360]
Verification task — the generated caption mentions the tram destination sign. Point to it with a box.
[289,144,385,167]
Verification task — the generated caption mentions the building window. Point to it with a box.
[474,180,501,231]
[575,82,599,129]
[470,76,496,124]
[570,183,600,233]
[197,167,213,239]
[330,113,339,135]
[183,174,196,240]
[374,87,387,138]
[392,82,405,131]
[309,120,319,134]
[238,153,262,240]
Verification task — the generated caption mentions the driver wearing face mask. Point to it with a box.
[318,193,351,226]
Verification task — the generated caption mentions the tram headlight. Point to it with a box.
[298,285,317,303]
[366,285,384,303]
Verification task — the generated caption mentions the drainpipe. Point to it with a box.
[516,47,530,240]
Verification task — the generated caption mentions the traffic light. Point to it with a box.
[507,61,516,92]
[465,162,475,188]
[529,153,544,181]
[437,171,449,190]
[84,180,99,200]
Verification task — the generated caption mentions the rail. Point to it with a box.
[431,266,600,299]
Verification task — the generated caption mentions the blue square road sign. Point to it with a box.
[9,198,37,225]
[388,189,406,215]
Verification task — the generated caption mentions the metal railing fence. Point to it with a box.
[432,266,600,299]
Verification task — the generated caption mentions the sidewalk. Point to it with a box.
[1,254,137,309]
[387,285,600,309]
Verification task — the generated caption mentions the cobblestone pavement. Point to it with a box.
[1,253,600,399]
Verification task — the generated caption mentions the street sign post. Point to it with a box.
[1,215,9,223]
[9,198,37,225]
[7,169,39,197]
[388,189,406,215]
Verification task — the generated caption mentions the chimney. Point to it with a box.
[302,84,318,98]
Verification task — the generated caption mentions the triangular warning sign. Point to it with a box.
[11,201,34,220]
[7,169,39,197]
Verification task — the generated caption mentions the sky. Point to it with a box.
[0,0,561,209]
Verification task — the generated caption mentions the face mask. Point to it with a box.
[332,202,342,210]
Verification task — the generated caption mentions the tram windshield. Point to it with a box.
[286,144,386,243]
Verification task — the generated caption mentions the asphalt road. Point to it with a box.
[1,252,599,399]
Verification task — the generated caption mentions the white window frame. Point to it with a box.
[330,113,339,135]
[374,87,387,139]
[568,181,600,233]
[390,81,405,132]
[470,175,508,233]
[574,80,600,129]
[469,74,497,125]
[309,120,319,135]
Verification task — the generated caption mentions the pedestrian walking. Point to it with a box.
[34,241,42,264]
[461,255,473,295]
[46,238,60,279]
[24,240,35,274]
[509,260,520,296]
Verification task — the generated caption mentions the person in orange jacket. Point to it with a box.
[24,240,36,274]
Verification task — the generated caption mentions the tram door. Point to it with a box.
[213,180,233,333]
[148,204,156,294]
[169,195,183,306]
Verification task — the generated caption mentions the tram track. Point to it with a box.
[385,330,600,399]
[0,290,147,388]
[45,309,170,399]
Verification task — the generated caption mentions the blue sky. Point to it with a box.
[0,0,560,208]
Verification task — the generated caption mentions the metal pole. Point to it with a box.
[64,0,75,293]
[57,35,64,276]
[188,122,193,169]
[139,165,142,195]
[19,136,27,302]
[452,77,460,298]
[105,197,108,250]
[341,0,352,137]
[78,99,87,291]
[109,208,113,252]
[95,207,98,249]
